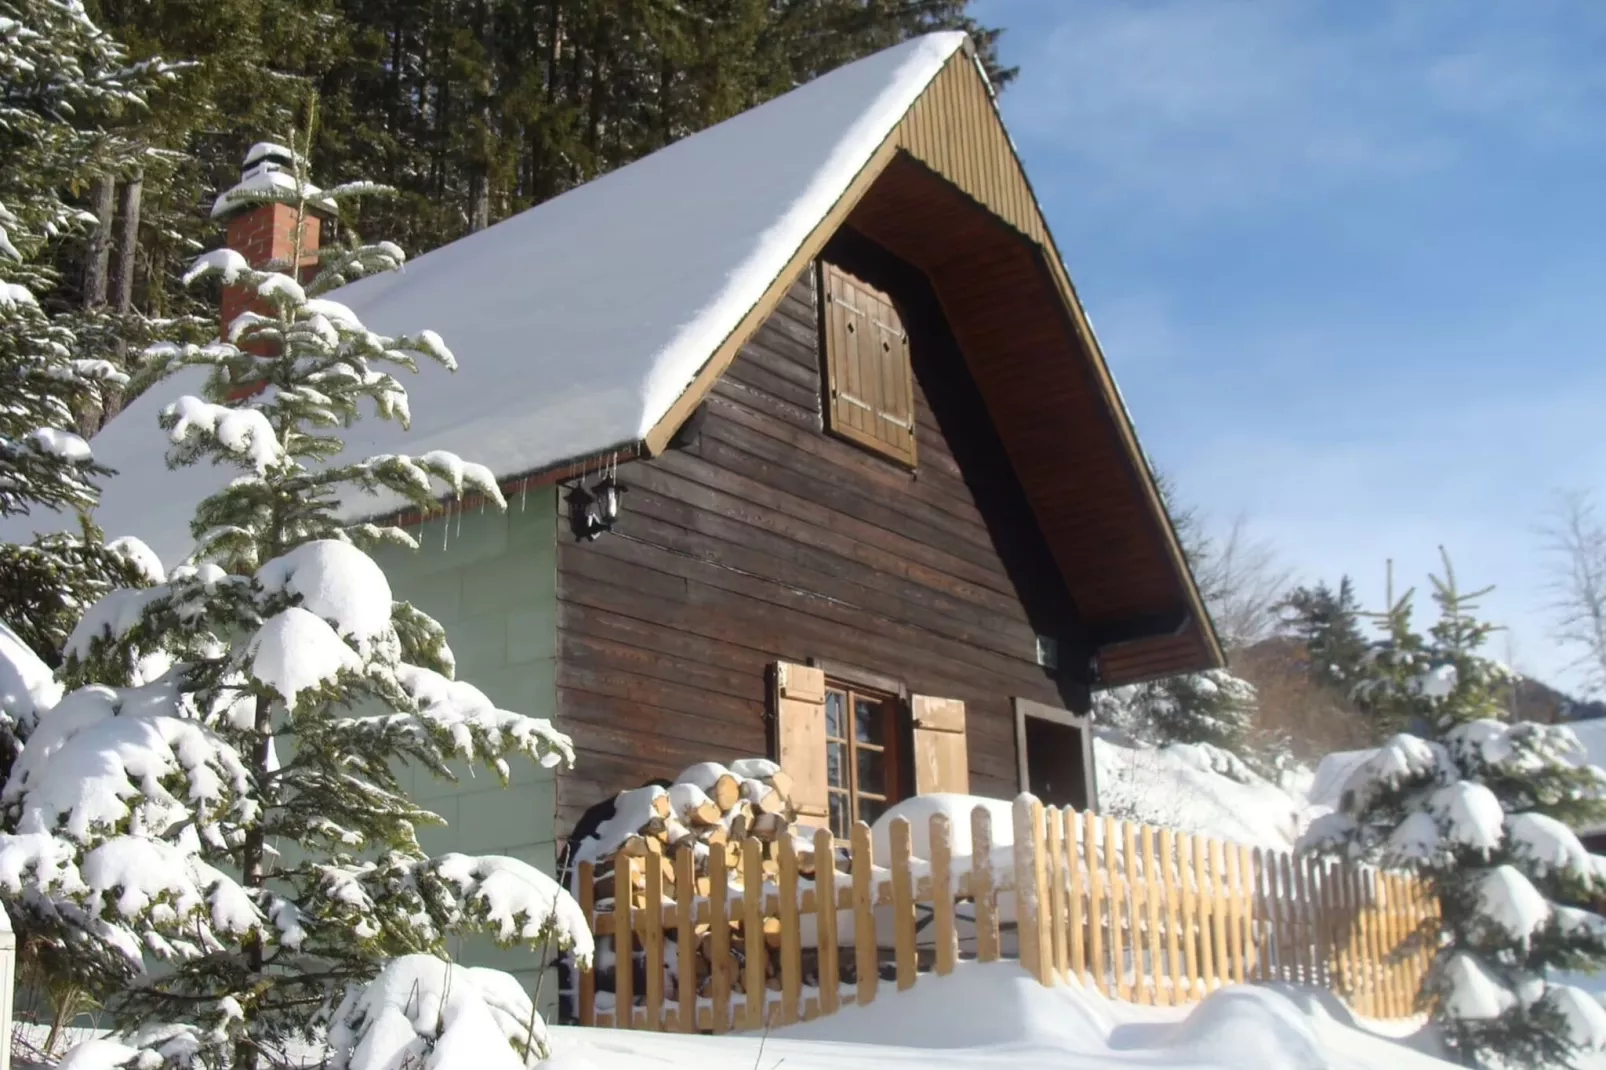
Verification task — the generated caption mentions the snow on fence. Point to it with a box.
[574,796,1436,1033]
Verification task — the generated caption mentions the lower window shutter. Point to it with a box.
[774,661,830,828]
[912,695,969,795]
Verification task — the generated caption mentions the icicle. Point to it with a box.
[519,483,527,513]
[440,512,448,553]
[455,507,462,539]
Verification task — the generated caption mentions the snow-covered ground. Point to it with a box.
[1093,736,1371,853]
[545,962,1450,1070]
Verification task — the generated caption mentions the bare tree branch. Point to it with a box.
[1541,490,1606,696]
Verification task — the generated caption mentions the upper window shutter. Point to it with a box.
[911,695,969,795]
[821,263,917,467]
[773,661,830,828]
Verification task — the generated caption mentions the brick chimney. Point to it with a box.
[213,142,335,339]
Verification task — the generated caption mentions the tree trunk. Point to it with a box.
[98,171,143,427]
[235,695,270,1070]
[114,171,142,314]
[83,177,114,309]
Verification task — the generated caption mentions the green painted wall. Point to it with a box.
[369,486,562,998]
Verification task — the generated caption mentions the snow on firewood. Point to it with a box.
[674,761,730,791]
[328,954,546,1070]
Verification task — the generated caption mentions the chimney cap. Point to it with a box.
[244,141,298,170]
[212,142,337,222]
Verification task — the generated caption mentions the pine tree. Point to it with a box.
[0,124,587,1069]
[1280,577,1368,691]
[1094,668,1263,777]
[0,0,183,811]
[1304,552,1606,1068]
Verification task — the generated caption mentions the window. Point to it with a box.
[824,682,900,838]
[819,262,917,467]
[771,660,967,838]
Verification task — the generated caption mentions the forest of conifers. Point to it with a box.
[65,0,1011,332]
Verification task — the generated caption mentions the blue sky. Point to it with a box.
[971,0,1606,692]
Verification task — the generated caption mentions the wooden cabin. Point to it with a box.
[14,32,1222,988]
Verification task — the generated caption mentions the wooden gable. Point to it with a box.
[637,45,1221,686]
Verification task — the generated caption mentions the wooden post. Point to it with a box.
[711,849,732,1032]
[852,822,878,1005]
[816,827,841,1013]
[1225,844,1245,985]
[1287,852,1308,985]
[1195,836,1214,993]
[578,861,597,1026]
[1014,797,1051,986]
[1178,832,1199,1002]
[644,844,665,1028]
[891,817,917,991]
[972,806,1000,963]
[617,852,638,1029]
[0,904,12,1070]
[1160,828,1182,1004]
[779,834,803,1023]
[1365,869,1387,1017]
[1387,873,1408,1018]
[1320,859,1345,999]
[1107,817,1129,1001]
[1248,849,1268,983]
[1047,806,1069,984]
[1238,844,1256,983]
[676,846,696,1031]
[1066,809,1087,986]
[1122,820,1141,1003]
[1144,825,1166,1006]
[931,813,958,976]
[1085,810,1107,995]
[742,837,766,1029]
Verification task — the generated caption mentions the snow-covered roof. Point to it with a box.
[7,33,967,566]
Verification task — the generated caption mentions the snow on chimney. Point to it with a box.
[214,142,336,337]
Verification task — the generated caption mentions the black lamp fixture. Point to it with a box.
[566,461,627,541]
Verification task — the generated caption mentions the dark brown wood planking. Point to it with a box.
[554,229,1091,833]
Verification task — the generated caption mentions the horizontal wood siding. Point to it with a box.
[555,235,1089,834]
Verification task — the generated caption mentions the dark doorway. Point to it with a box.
[1015,698,1098,812]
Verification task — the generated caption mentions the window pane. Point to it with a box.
[858,795,889,828]
[829,792,850,839]
[854,696,884,744]
[857,747,885,796]
[827,741,847,789]
[825,690,845,739]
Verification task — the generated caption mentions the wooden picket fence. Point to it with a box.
[574,796,1437,1033]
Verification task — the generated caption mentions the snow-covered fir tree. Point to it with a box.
[1303,554,1606,1068]
[0,0,176,670]
[1094,668,1262,776]
[0,132,589,1070]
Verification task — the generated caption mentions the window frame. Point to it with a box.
[810,659,908,839]
[817,261,919,469]
[1013,696,1099,812]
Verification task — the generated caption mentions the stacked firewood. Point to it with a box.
[575,759,849,1005]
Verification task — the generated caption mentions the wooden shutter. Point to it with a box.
[820,262,917,467]
[773,661,830,828]
[911,695,969,795]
